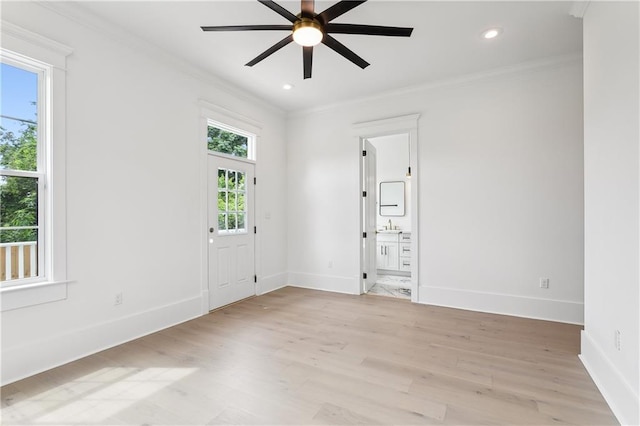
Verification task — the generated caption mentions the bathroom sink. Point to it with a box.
[377,229,402,233]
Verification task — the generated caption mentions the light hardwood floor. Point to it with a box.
[1,287,617,425]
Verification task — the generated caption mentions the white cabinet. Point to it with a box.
[399,232,412,271]
[377,235,399,270]
[376,232,411,272]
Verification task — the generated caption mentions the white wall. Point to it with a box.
[0,2,288,385]
[287,58,585,323]
[581,2,640,425]
[370,134,411,232]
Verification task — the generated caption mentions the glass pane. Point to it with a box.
[0,175,38,232]
[228,191,236,212]
[237,193,246,213]
[218,213,227,231]
[238,172,246,190]
[0,229,38,282]
[228,171,237,190]
[237,213,245,231]
[207,126,248,158]
[1,63,39,172]
[218,168,226,189]
[228,213,237,230]
[217,190,227,212]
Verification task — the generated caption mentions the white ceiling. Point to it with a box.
[69,1,583,112]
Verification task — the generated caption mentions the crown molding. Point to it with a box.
[1,20,74,58]
[1,20,74,69]
[288,52,583,118]
[569,1,590,18]
[33,1,286,118]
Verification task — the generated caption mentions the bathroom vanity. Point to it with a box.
[376,231,411,273]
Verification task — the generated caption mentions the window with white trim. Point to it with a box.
[207,120,256,161]
[0,24,71,310]
[1,55,47,286]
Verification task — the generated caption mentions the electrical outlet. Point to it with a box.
[115,292,123,306]
[615,330,621,351]
[539,278,550,289]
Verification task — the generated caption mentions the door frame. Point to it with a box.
[199,100,262,314]
[354,114,420,303]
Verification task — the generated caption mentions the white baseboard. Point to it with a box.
[257,272,288,295]
[1,295,202,386]
[580,331,639,426]
[287,271,359,295]
[419,285,584,324]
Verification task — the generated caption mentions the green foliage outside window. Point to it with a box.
[207,126,248,158]
[216,168,247,233]
[0,123,38,243]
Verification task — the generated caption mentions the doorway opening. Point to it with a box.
[357,114,420,302]
[206,120,257,311]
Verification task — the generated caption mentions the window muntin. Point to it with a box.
[217,168,247,235]
[207,121,255,160]
[0,59,46,286]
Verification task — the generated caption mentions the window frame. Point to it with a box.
[207,119,257,162]
[1,54,48,287]
[0,22,72,311]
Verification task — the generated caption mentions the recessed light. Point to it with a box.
[482,28,502,39]
[282,83,294,90]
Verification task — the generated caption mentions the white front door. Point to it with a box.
[363,140,378,292]
[208,154,255,310]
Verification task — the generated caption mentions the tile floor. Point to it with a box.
[368,274,411,299]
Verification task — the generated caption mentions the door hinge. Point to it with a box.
[362,150,367,156]
[363,272,367,279]
[254,177,256,185]
[362,232,367,238]
[362,191,367,197]
[254,226,257,234]
[254,275,257,283]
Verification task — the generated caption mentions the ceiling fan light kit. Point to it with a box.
[293,18,323,46]
[201,0,414,79]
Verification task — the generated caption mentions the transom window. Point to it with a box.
[217,168,247,234]
[1,59,44,285]
[207,121,256,160]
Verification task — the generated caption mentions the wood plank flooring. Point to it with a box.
[1,287,617,425]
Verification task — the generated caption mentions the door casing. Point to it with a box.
[355,114,420,302]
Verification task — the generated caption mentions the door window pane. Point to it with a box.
[218,213,227,231]
[217,167,247,234]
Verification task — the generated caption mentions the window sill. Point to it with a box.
[1,280,69,312]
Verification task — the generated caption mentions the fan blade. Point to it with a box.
[325,23,413,37]
[258,0,298,23]
[246,34,294,66]
[201,24,292,32]
[318,0,367,23]
[303,46,313,79]
[322,34,369,69]
[301,0,315,18]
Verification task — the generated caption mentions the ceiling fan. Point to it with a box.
[201,0,413,79]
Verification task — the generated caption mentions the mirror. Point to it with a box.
[379,181,405,216]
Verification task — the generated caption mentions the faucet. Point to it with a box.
[388,219,392,230]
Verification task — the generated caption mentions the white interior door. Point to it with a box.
[363,140,378,292]
[208,154,255,310]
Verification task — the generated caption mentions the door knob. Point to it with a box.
[209,227,214,233]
